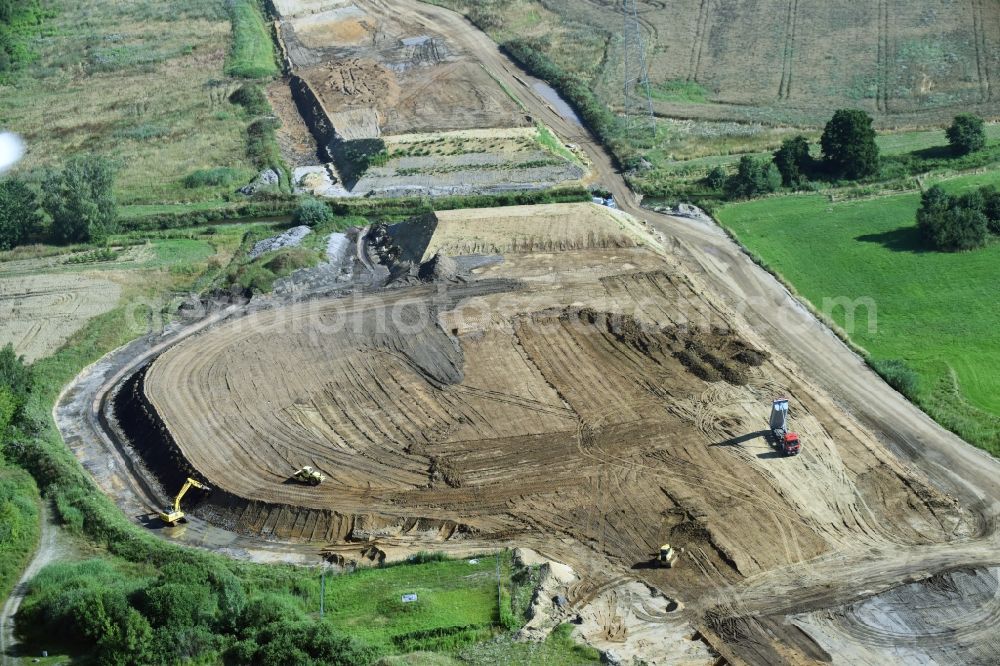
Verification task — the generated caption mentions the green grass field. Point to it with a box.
[319,557,500,653]
[716,171,1000,454]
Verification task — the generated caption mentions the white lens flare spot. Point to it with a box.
[0,132,25,174]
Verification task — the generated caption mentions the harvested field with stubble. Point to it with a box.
[442,0,1000,128]
[132,203,980,661]
[0,274,121,363]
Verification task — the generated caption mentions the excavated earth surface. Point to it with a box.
[271,0,588,197]
[119,202,994,662]
[279,0,528,135]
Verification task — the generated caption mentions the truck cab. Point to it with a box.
[780,431,801,456]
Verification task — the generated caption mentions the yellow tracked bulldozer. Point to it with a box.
[159,477,210,525]
[657,544,678,568]
[293,466,326,486]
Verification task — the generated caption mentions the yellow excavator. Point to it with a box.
[159,477,210,525]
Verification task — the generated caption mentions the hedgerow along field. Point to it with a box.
[716,170,1000,455]
[0,0,277,207]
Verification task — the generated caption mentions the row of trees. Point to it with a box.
[917,184,1000,252]
[713,111,990,201]
[0,155,117,250]
[18,558,378,666]
[713,109,881,200]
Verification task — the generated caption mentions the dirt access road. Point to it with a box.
[0,506,67,666]
[397,0,1000,648]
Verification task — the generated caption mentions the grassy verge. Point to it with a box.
[119,186,591,232]
[536,124,581,166]
[225,0,278,79]
[715,170,1000,454]
[0,466,40,604]
[459,624,601,665]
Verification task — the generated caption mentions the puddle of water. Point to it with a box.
[532,82,583,127]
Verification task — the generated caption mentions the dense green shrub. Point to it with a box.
[0,343,32,417]
[724,155,780,199]
[0,0,46,78]
[42,155,118,244]
[916,185,989,252]
[230,84,270,117]
[703,166,727,191]
[0,468,39,604]
[981,185,1000,234]
[772,135,814,188]
[821,109,880,180]
[252,620,378,666]
[870,359,920,400]
[0,177,42,250]
[946,113,986,155]
[183,167,244,189]
[246,117,282,171]
[293,197,334,226]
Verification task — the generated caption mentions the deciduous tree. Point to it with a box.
[946,113,986,155]
[821,109,880,179]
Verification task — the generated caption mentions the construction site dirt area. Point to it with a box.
[130,204,977,656]
[280,0,528,136]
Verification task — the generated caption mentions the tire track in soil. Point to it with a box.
[777,0,799,99]
[972,0,992,102]
[876,0,891,113]
[688,0,711,82]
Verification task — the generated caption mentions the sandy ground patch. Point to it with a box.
[283,0,528,135]
[292,5,374,48]
[266,79,320,167]
[272,0,352,19]
[140,206,966,596]
[419,203,663,261]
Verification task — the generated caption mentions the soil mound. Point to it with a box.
[417,252,460,282]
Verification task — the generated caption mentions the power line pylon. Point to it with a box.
[622,0,656,140]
